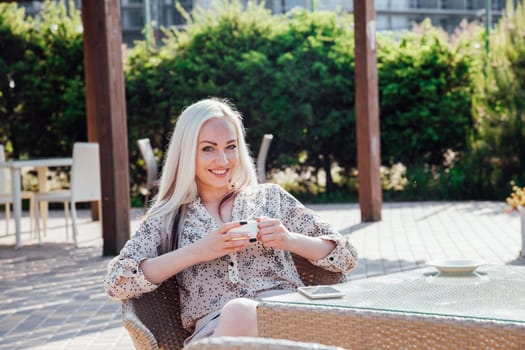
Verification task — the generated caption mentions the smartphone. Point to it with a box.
[297,286,345,299]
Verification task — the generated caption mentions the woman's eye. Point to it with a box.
[227,144,237,150]
[202,146,214,152]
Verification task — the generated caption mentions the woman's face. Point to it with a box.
[195,118,239,195]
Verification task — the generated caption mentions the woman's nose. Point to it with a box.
[216,150,229,165]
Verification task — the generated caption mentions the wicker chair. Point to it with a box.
[122,254,346,350]
[137,138,159,208]
[184,336,347,350]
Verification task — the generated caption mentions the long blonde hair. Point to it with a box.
[147,98,258,251]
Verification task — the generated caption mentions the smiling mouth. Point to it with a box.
[209,169,229,176]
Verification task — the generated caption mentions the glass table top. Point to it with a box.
[263,265,525,323]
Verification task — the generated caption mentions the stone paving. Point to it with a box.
[1,201,524,349]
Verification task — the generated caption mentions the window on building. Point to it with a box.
[122,7,144,29]
[409,0,421,8]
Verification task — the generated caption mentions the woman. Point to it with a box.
[104,98,358,345]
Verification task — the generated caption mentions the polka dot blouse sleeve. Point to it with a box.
[103,216,162,300]
[274,184,358,273]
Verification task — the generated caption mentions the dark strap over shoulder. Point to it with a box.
[170,208,181,252]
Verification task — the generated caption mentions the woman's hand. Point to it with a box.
[194,221,251,262]
[139,221,251,285]
[256,217,295,251]
[256,217,336,260]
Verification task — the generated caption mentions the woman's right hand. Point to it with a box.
[194,221,251,262]
[139,222,251,285]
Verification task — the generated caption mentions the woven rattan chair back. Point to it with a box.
[137,138,159,207]
[122,252,346,350]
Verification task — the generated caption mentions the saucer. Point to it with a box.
[426,259,486,274]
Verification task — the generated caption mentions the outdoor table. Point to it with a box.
[0,158,73,249]
[258,265,525,350]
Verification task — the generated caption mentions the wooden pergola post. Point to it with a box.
[354,0,382,221]
[82,0,131,255]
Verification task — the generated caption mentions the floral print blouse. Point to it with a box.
[104,183,358,331]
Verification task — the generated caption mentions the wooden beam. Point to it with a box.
[354,0,382,221]
[82,0,130,255]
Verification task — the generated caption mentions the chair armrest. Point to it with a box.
[292,254,347,286]
[121,277,191,350]
[122,299,159,350]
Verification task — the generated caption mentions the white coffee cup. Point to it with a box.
[228,220,258,239]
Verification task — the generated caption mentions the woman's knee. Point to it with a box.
[221,298,258,324]
[213,298,258,336]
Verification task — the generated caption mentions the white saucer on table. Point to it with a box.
[427,259,486,274]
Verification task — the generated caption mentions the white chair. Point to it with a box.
[256,134,273,183]
[137,138,159,207]
[0,144,35,236]
[34,142,101,247]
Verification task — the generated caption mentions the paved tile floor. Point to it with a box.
[1,201,524,349]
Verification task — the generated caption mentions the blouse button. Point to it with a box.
[229,262,234,267]
[329,257,334,261]
[132,269,138,274]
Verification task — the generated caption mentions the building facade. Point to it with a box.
[18,0,508,46]
[124,0,508,44]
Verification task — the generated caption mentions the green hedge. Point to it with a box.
[0,1,85,158]
[467,0,525,199]
[2,0,524,203]
[378,21,473,166]
[127,3,358,194]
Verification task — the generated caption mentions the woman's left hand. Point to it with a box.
[256,217,336,260]
[256,217,295,251]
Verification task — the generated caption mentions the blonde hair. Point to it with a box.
[147,98,258,251]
